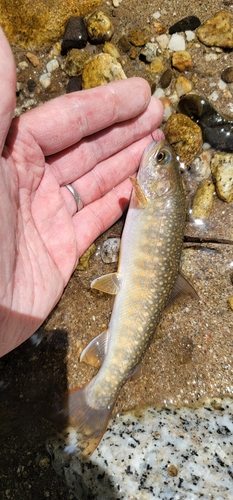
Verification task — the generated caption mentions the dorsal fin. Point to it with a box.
[91,272,120,295]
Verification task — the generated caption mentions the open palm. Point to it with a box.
[0,28,163,356]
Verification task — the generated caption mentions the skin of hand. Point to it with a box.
[0,27,164,357]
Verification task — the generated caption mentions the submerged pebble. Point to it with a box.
[169,16,201,34]
[191,179,215,220]
[76,244,96,270]
[190,150,212,182]
[172,50,193,72]
[101,238,120,263]
[164,113,202,164]
[211,152,233,203]
[178,93,233,152]
[86,11,114,43]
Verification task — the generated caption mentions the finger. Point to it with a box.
[0,28,16,155]
[49,97,164,185]
[73,178,133,258]
[18,78,154,156]
[61,133,155,214]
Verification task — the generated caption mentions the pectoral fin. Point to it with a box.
[91,272,120,295]
[167,272,199,307]
[80,331,108,368]
[130,177,148,207]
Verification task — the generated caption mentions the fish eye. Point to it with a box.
[157,149,169,163]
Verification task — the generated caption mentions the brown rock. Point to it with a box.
[86,10,114,44]
[26,52,40,67]
[128,28,150,47]
[211,152,233,203]
[196,10,233,48]
[0,0,103,48]
[164,113,203,164]
[61,49,92,77]
[175,76,192,97]
[221,66,233,84]
[191,180,215,220]
[82,53,126,89]
[172,50,193,72]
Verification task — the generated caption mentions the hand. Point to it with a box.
[0,27,164,356]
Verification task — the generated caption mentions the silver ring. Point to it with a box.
[66,184,84,212]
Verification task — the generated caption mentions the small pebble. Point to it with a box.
[26,52,40,67]
[76,244,96,270]
[211,152,233,203]
[62,17,88,53]
[175,76,192,97]
[66,76,82,93]
[156,34,169,50]
[61,49,92,77]
[168,33,185,51]
[190,151,212,182]
[172,50,193,72]
[164,113,202,164]
[128,28,150,47]
[87,11,114,44]
[159,68,173,89]
[221,66,233,84]
[150,57,164,73]
[140,42,158,63]
[169,15,201,34]
[103,42,120,58]
[152,22,167,35]
[227,296,233,310]
[101,238,120,263]
[27,79,37,92]
[46,59,59,73]
[39,73,51,89]
[18,61,28,70]
[118,35,131,52]
[191,179,215,220]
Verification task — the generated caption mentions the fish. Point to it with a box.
[64,139,197,459]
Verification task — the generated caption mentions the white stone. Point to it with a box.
[185,30,195,41]
[168,33,185,51]
[18,61,28,70]
[156,34,169,50]
[152,87,165,99]
[152,11,161,19]
[209,91,219,102]
[39,73,51,89]
[218,79,227,90]
[46,58,59,73]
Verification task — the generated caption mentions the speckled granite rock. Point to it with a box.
[191,179,215,220]
[164,113,202,164]
[197,10,233,48]
[211,152,233,203]
[0,0,103,48]
[82,53,127,89]
[47,398,233,500]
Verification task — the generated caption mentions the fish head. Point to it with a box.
[138,139,181,200]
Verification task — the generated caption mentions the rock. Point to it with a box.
[140,42,158,63]
[159,69,173,89]
[221,66,233,84]
[39,73,51,89]
[159,97,173,121]
[175,76,192,97]
[178,93,233,152]
[150,57,164,73]
[227,296,233,310]
[66,76,82,93]
[164,113,203,164]
[169,16,201,34]
[27,79,37,92]
[26,52,40,67]
[46,59,59,73]
[172,50,193,72]
[61,17,88,53]
[190,151,212,182]
[128,28,150,47]
[211,152,233,203]
[86,10,114,44]
[101,238,120,263]
[118,36,131,52]
[168,33,186,51]
[151,22,167,35]
[61,49,92,77]
[191,180,215,220]
[0,0,103,48]
[82,53,126,89]
[156,34,169,50]
[76,244,96,270]
[103,42,120,58]
[196,10,233,48]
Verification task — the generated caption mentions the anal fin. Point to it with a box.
[80,331,108,368]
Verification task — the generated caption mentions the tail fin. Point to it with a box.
[63,384,114,459]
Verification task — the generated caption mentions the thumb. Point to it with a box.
[0,27,16,154]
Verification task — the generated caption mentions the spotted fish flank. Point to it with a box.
[64,140,197,459]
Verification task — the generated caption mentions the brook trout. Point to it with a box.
[65,139,197,458]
